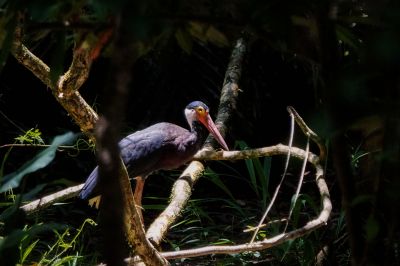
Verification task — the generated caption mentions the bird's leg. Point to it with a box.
[133,176,145,225]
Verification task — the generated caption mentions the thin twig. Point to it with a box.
[0,144,78,149]
[284,134,310,232]
[250,111,295,243]
[287,106,326,162]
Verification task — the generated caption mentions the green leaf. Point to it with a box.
[365,216,380,241]
[175,28,193,54]
[20,239,39,264]
[204,168,235,201]
[254,157,271,207]
[236,141,259,198]
[0,132,78,193]
[336,24,361,52]
[205,26,229,47]
[0,223,65,265]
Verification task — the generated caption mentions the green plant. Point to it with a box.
[0,132,78,193]
[14,128,45,145]
[235,141,271,210]
[35,218,97,266]
[0,132,80,265]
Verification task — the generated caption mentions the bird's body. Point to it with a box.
[79,101,228,200]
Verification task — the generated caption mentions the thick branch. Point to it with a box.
[94,10,167,265]
[11,25,98,138]
[126,145,332,260]
[204,35,248,149]
[11,26,52,88]
[119,160,169,266]
[18,144,310,215]
[146,161,205,245]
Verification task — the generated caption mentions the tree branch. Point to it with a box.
[11,24,98,138]
[123,144,331,260]
[144,35,248,248]
[146,161,205,246]
[20,184,83,213]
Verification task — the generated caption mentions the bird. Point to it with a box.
[79,101,229,213]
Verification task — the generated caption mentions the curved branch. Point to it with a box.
[150,146,331,260]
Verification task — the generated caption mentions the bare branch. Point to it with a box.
[20,184,84,213]
[17,145,308,214]
[204,35,248,149]
[11,24,98,138]
[119,160,169,266]
[11,26,52,88]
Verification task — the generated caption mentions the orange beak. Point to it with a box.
[199,114,229,151]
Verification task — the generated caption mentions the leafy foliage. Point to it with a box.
[0,132,77,193]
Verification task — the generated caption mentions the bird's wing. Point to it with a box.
[119,122,190,176]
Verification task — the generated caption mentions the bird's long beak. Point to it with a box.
[202,114,229,151]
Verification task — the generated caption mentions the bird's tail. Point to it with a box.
[79,166,99,200]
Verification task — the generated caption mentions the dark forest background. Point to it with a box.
[0,0,399,265]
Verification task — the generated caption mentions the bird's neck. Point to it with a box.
[191,121,208,144]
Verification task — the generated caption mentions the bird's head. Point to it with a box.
[185,101,229,150]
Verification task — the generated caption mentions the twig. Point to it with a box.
[0,144,78,149]
[249,111,295,243]
[284,134,310,232]
[287,106,326,162]
[243,218,287,233]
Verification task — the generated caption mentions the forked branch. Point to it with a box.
[11,23,98,138]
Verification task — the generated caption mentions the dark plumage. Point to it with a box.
[79,101,228,200]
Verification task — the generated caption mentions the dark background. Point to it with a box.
[0,0,399,265]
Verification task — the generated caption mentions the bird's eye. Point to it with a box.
[196,106,205,114]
